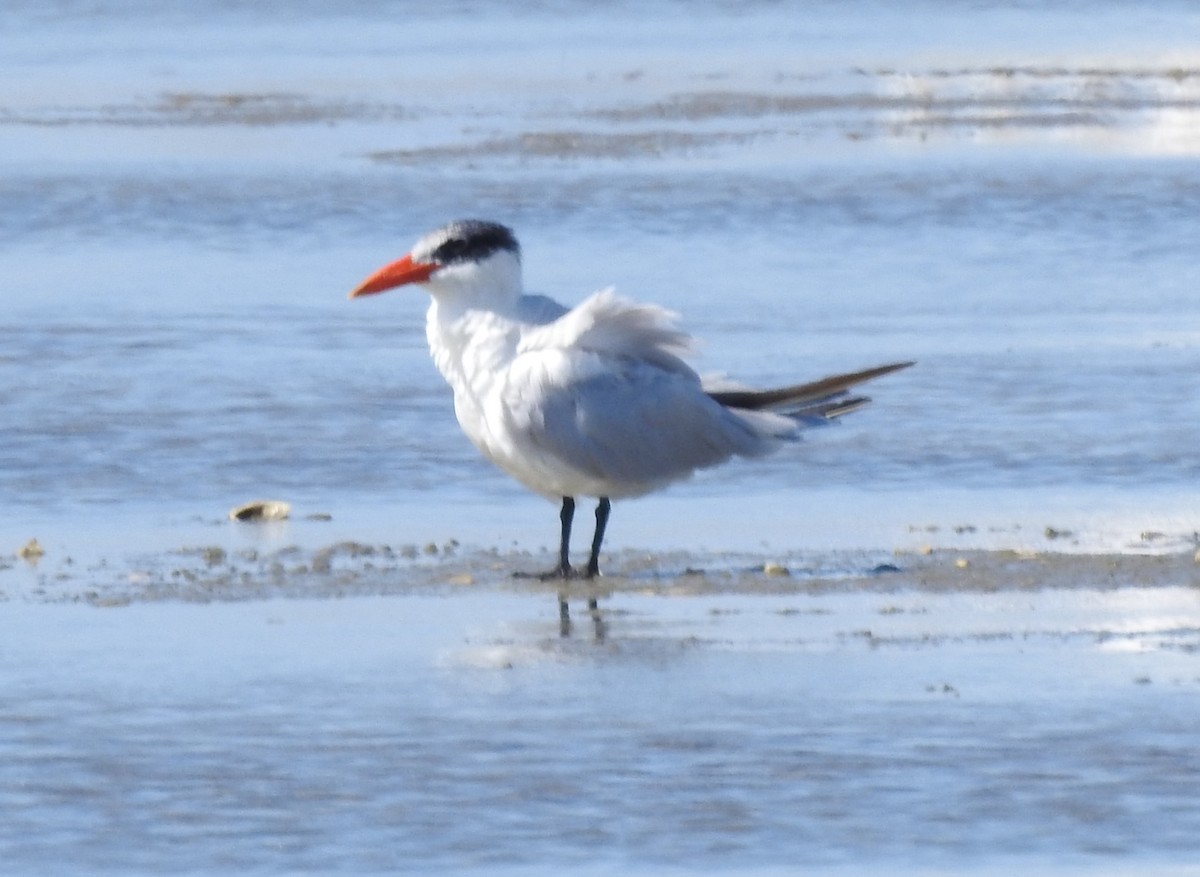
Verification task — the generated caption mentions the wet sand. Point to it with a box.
[7,64,1200,161]
[5,526,1198,606]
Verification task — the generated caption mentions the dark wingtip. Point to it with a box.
[865,361,916,378]
[708,360,915,413]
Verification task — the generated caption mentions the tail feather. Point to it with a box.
[708,361,913,422]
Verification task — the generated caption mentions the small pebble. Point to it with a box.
[955,558,970,569]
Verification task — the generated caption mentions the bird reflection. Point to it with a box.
[558,593,607,641]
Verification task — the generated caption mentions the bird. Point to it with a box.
[349,219,911,586]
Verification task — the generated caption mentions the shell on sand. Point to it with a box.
[18,538,45,559]
[229,500,292,522]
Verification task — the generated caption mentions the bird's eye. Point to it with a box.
[432,237,473,264]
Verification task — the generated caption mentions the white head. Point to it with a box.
[348,220,523,308]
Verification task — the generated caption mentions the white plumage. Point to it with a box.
[350,219,911,581]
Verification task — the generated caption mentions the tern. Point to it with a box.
[350,219,911,583]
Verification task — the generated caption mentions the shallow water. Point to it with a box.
[3,1,1200,872]
[2,586,1200,875]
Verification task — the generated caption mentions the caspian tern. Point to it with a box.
[349,219,911,581]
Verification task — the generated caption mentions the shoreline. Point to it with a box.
[4,536,1197,607]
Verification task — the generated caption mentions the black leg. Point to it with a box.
[520,496,610,638]
[585,497,611,578]
[513,496,577,581]
[585,498,610,638]
[556,496,575,576]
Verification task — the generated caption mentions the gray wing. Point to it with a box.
[514,293,570,325]
[506,353,789,495]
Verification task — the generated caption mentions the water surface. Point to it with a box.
[2,2,1200,873]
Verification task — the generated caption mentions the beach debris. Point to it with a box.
[955,557,970,569]
[311,541,377,574]
[92,595,132,608]
[199,546,227,567]
[18,538,45,561]
[925,683,960,697]
[762,561,790,577]
[229,499,292,522]
[1043,526,1073,540]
